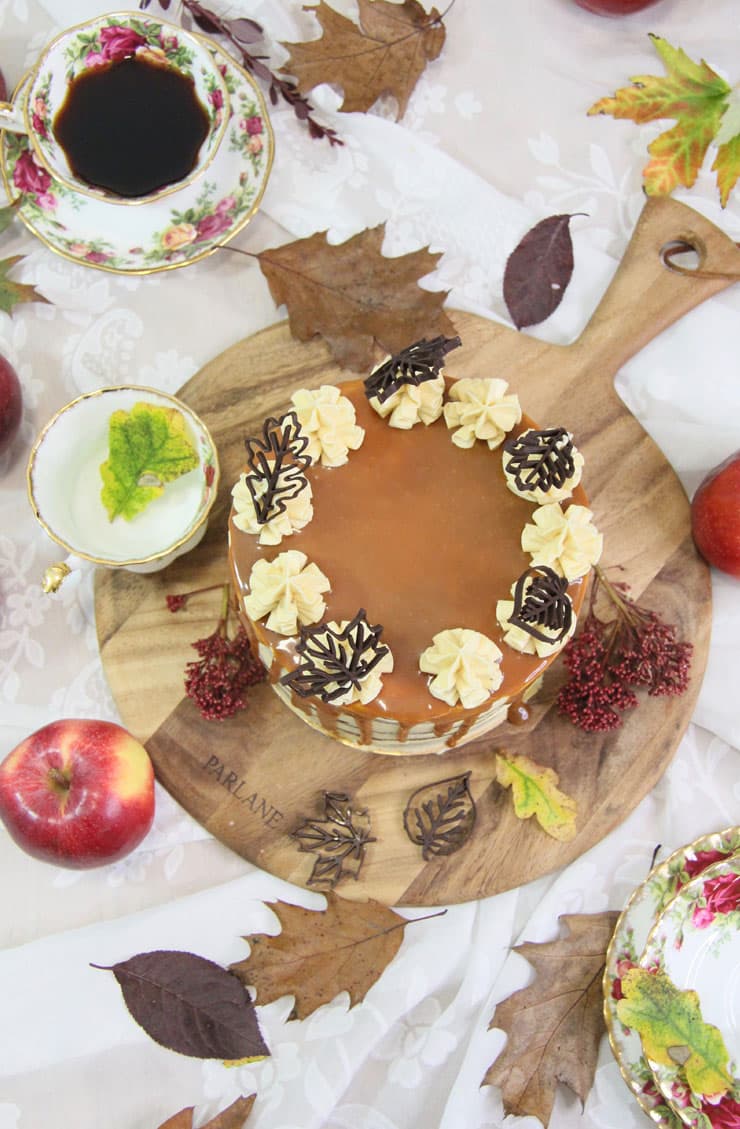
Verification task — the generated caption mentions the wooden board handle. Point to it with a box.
[571,196,740,378]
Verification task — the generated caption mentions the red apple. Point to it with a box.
[572,0,663,14]
[691,451,740,579]
[0,353,22,458]
[0,719,155,868]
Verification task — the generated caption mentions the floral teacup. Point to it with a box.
[27,387,220,592]
[0,11,229,204]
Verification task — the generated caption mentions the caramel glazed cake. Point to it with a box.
[228,336,603,756]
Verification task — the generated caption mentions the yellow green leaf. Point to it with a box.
[495,751,577,842]
[713,133,740,208]
[0,254,49,314]
[100,401,199,522]
[616,968,733,1099]
[588,34,733,204]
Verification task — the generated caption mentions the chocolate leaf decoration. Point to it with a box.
[257,226,457,372]
[364,334,461,403]
[93,950,270,1061]
[280,0,445,118]
[156,1096,256,1129]
[244,410,311,524]
[509,566,573,644]
[0,255,49,316]
[503,215,578,330]
[503,427,576,494]
[403,773,476,860]
[230,892,413,1017]
[483,912,619,1126]
[281,609,389,703]
[292,791,376,889]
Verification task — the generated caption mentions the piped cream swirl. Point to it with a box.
[231,474,313,546]
[243,549,330,635]
[368,372,445,429]
[521,503,602,580]
[419,627,504,709]
[443,377,522,450]
[291,385,365,467]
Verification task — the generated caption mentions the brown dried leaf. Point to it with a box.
[280,0,445,118]
[229,893,409,1018]
[503,215,579,330]
[482,912,619,1126]
[257,226,456,371]
[156,1096,256,1129]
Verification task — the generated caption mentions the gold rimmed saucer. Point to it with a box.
[0,38,273,275]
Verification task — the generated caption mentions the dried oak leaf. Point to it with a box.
[496,750,578,843]
[483,912,619,1126]
[156,1096,256,1129]
[229,892,409,1018]
[280,0,445,118]
[503,215,578,330]
[257,226,456,371]
[588,34,739,207]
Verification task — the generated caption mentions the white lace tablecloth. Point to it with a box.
[2,2,740,1127]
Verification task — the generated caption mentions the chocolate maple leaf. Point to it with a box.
[229,892,411,1018]
[280,0,445,118]
[589,34,739,206]
[291,791,376,888]
[482,912,619,1126]
[257,226,457,371]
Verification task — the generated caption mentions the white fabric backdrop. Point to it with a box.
[1,1,740,1127]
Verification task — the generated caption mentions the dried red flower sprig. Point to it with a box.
[139,0,342,146]
[557,566,693,733]
[169,584,266,720]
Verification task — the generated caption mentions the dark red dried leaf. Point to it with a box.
[94,950,270,1060]
[503,214,579,330]
[226,17,263,44]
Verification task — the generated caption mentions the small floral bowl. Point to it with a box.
[0,11,230,205]
[27,386,219,591]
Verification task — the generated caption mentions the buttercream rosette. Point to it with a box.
[419,627,504,709]
[291,385,365,467]
[521,503,602,581]
[496,575,576,658]
[243,549,330,635]
[367,372,445,429]
[502,427,584,503]
[231,473,313,546]
[443,377,522,450]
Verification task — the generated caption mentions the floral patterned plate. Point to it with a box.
[603,828,740,1128]
[640,856,740,1129]
[0,38,273,274]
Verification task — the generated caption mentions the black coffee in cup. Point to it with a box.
[52,55,210,198]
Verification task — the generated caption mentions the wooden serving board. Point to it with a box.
[95,197,740,907]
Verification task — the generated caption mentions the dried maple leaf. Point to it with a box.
[230,892,412,1018]
[0,255,49,315]
[156,1096,256,1129]
[482,912,618,1127]
[280,0,445,118]
[588,35,739,206]
[257,226,456,371]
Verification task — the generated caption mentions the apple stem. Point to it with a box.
[48,766,71,792]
